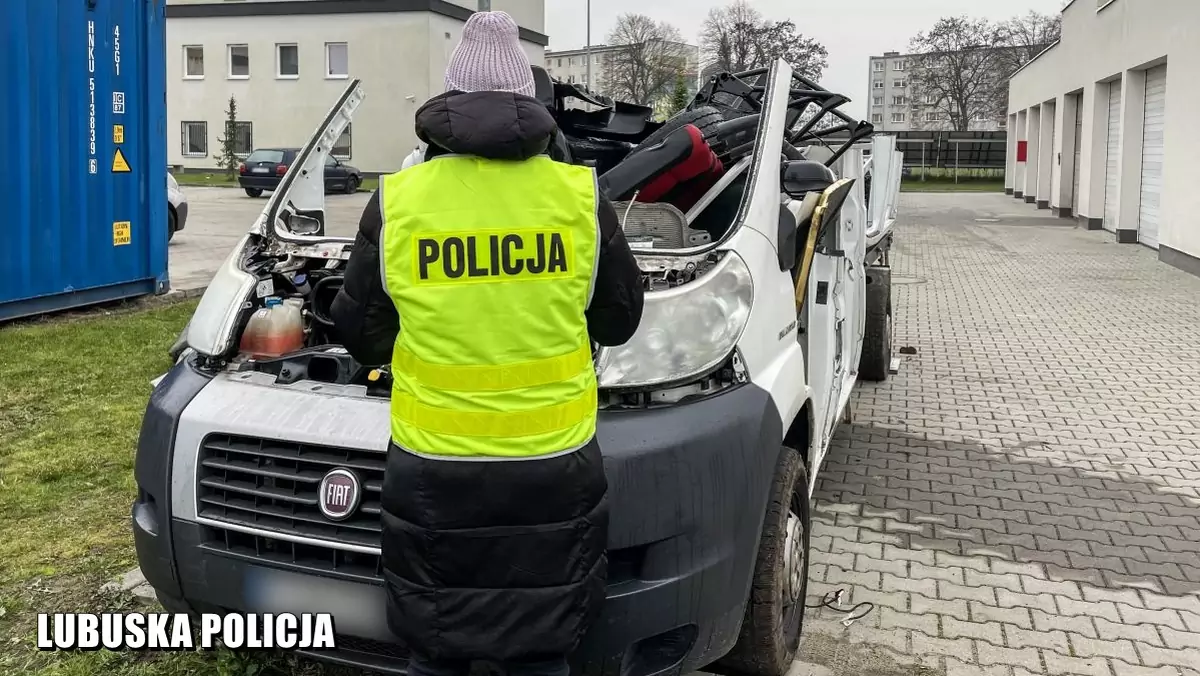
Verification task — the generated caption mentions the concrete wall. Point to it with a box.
[445,0,544,32]
[167,9,543,174]
[1007,0,1200,266]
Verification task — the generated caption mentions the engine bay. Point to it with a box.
[208,237,735,400]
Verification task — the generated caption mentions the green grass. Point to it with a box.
[901,180,1005,193]
[172,172,238,187]
[173,173,379,193]
[0,301,356,676]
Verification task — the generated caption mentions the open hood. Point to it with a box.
[184,81,364,358]
[251,79,365,248]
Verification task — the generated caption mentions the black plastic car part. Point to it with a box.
[692,67,876,168]
[781,161,837,198]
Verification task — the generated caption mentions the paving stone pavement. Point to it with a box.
[797,192,1200,676]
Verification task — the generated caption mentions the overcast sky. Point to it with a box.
[545,0,1066,119]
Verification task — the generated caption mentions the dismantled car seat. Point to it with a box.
[634,124,725,213]
[599,124,724,213]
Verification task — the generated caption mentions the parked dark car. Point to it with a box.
[238,148,362,197]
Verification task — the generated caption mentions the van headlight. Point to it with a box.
[187,235,256,357]
[596,251,753,389]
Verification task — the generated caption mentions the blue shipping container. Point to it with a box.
[0,0,168,321]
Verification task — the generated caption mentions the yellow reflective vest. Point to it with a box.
[379,154,600,458]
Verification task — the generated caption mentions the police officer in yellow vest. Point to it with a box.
[331,11,644,676]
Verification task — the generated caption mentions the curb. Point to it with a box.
[174,181,373,194]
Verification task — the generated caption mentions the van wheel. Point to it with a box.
[859,266,892,382]
[245,188,263,198]
[717,447,810,676]
[632,106,725,153]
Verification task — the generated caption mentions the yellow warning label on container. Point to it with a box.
[113,221,131,246]
[112,148,131,173]
[113,125,124,144]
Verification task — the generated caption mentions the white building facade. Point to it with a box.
[165,0,547,175]
[1006,0,1199,275]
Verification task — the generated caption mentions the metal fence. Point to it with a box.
[821,130,1008,182]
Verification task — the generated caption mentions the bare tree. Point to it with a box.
[995,11,1062,78]
[700,1,828,80]
[908,16,1007,132]
[600,14,688,106]
[908,12,1061,131]
[752,20,828,80]
[700,0,762,76]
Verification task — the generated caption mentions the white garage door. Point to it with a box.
[1139,65,1166,249]
[1072,94,1083,214]
[1103,80,1122,232]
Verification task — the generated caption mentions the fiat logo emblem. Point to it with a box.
[318,468,361,522]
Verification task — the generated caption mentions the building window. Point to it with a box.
[893,79,906,88]
[228,44,249,79]
[893,60,906,71]
[893,96,906,105]
[873,97,883,106]
[925,111,943,122]
[326,42,349,78]
[924,93,938,105]
[182,121,207,157]
[276,44,299,78]
[873,61,884,72]
[873,81,884,89]
[183,45,204,79]
[557,58,562,67]
[333,124,352,159]
[974,112,990,121]
[891,113,906,123]
[872,113,883,123]
[225,121,253,156]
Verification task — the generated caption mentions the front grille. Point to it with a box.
[196,434,648,587]
[197,434,385,550]
[332,634,411,660]
[201,526,383,580]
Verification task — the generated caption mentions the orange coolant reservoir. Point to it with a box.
[240,298,305,358]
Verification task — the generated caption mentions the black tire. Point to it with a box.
[717,447,810,676]
[858,266,892,382]
[244,188,263,198]
[632,106,725,153]
[167,208,177,242]
[345,175,359,195]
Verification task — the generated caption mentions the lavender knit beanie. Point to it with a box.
[444,11,536,98]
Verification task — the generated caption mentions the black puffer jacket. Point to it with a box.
[330,91,644,661]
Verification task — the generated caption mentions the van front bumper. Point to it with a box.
[132,360,784,675]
